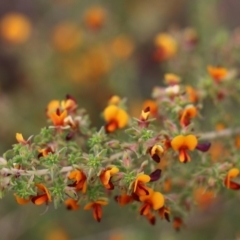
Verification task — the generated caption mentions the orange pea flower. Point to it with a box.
[14,194,31,205]
[84,6,106,31]
[149,144,164,163]
[173,217,183,231]
[159,206,170,222]
[84,199,108,222]
[140,107,151,122]
[207,66,228,83]
[154,33,177,61]
[103,105,128,133]
[46,100,60,117]
[49,108,68,127]
[0,13,32,44]
[171,135,198,163]
[224,168,240,190]
[133,174,151,196]
[65,198,80,210]
[179,105,197,128]
[68,170,87,193]
[142,100,158,117]
[38,146,54,158]
[61,95,78,113]
[138,107,151,128]
[16,133,29,145]
[185,85,198,103]
[115,194,133,206]
[139,188,165,216]
[164,73,181,86]
[100,166,119,190]
[46,95,77,117]
[31,184,52,205]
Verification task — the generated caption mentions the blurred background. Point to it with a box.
[1,0,240,239]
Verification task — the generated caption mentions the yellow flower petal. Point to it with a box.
[134,174,151,193]
[16,133,24,143]
[164,73,181,85]
[84,202,94,210]
[171,135,185,150]
[108,95,121,105]
[109,166,119,175]
[139,188,154,202]
[103,105,119,122]
[14,194,30,205]
[151,191,165,210]
[185,135,198,150]
[228,168,239,178]
[115,108,128,128]
[95,200,108,206]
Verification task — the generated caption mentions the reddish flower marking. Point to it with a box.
[84,200,108,222]
[159,206,170,222]
[114,194,133,206]
[224,168,240,190]
[133,174,151,196]
[31,183,52,205]
[68,170,87,193]
[100,166,119,190]
[49,108,68,127]
[38,146,54,158]
[145,212,156,225]
[179,105,197,128]
[173,217,183,231]
[149,144,164,163]
[65,198,80,210]
[139,188,165,216]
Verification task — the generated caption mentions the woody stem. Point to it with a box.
[0,166,73,176]
[1,128,239,176]
[200,127,240,140]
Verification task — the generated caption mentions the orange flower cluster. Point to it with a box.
[46,95,78,129]
[224,168,240,190]
[66,167,119,221]
[103,96,129,133]
[12,91,214,229]
[154,33,178,61]
[0,12,32,44]
[14,183,51,205]
[84,6,106,31]
[207,66,228,83]
[115,172,166,225]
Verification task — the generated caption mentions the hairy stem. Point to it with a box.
[200,127,240,140]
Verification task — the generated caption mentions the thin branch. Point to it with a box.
[200,127,240,141]
[0,166,73,176]
[1,128,239,177]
